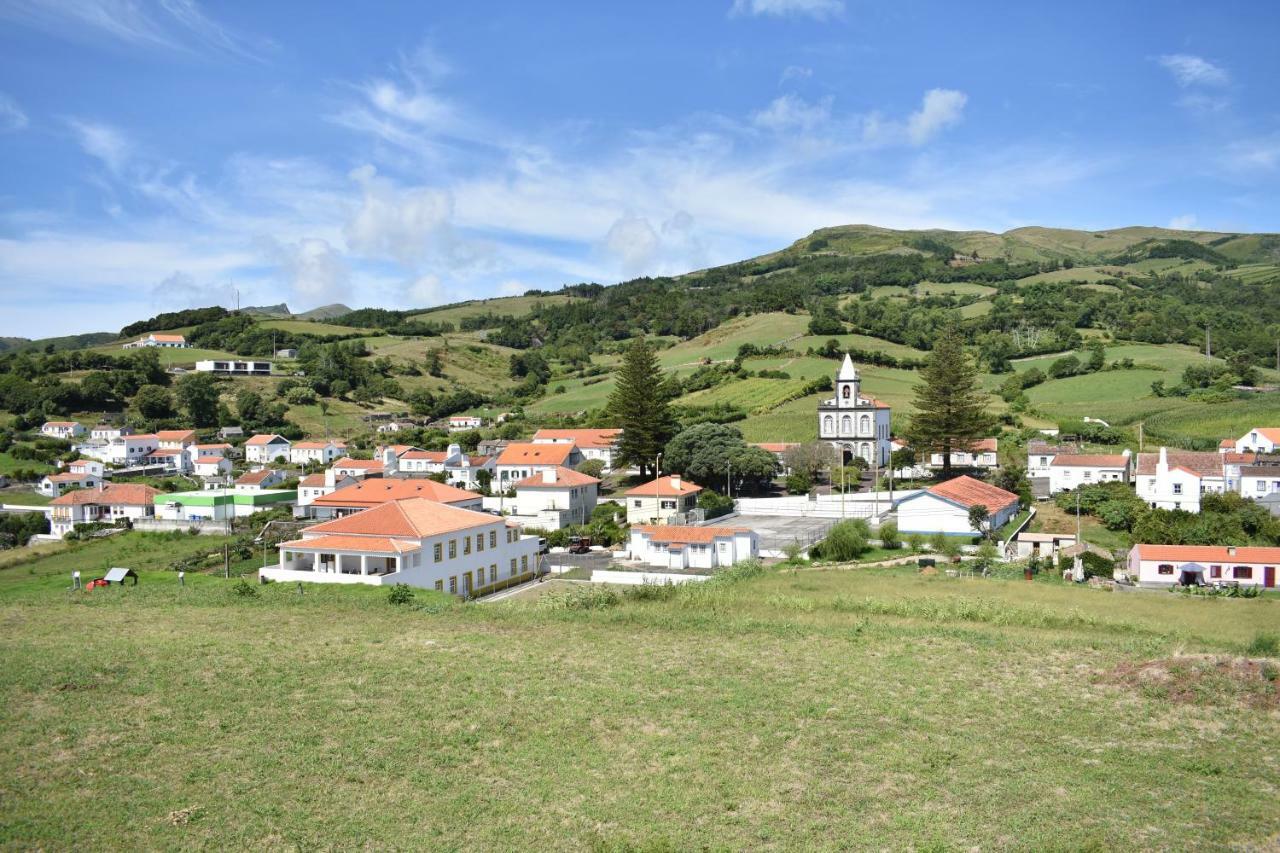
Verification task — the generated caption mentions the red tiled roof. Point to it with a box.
[1134,451,1222,477]
[1132,544,1280,564]
[531,428,621,449]
[1245,428,1280,443]
[1220,438,1236,449]
[43,421,79,428]
[401,450,449,462]
[47,472,91,483]
[307,498,494,537]
[1049,454,1129,468]
[299,473,327,487]
[293,441,336,450]
[194,456,227,465]
[496,442,575,466]
[155,430,196,442]
[236,470,277,485]
[751,442,799,453]
[194,443,232,450]
[147,448,183,457]
[312,479,480,508]
[246,434,287,446]
[926,475,1018,511]
[150,334,186,343]
[1221,452,1255,464]
[625,475,703,497]
[333,457,384,470]
[50,484,159,507]
[632,525,750,544]
[513,466,601,488]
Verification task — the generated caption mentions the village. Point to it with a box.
[7,344,1278,597]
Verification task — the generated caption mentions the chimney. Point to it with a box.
[1227,546,1236,557]
[1157,446,1168,476]
[542,467,556,485]
[671,474,681,491]
[447,443,462,461]
[324,468,336,489]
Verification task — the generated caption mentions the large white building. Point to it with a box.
[49,484,159,537]
[1025,439,1081,479]
[1127,543,1278,589]
[627,525,759,570]
[509,466,600,529]
[304,478,484,518]
[1047,452,1132,495]
[245,434,291,464]
[289,440,345,466]
[1134,448,1226,513]
[531,428,622,470]
[124,333,188,349]
[38,471,102,498]
[817,354,891,467]
[194,359,273,376]
[267,498,540,595]
[894,475,1020,537]
[40,421,84,440]
[494,442,583,488]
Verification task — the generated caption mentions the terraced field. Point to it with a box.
[257,319,374,336]
[915,281,997,297]
[1223,263,1280,284]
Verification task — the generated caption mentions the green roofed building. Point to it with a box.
[154,488,296,522]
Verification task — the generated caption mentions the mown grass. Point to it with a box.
[1,551,1277,849]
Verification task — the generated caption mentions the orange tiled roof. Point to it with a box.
[43,421,79,428]
[401,450,449,462]
[1132,544,1280,563]
[150,334,186,343]
[246,434,287,446]
[1134,451,1222,477]
[236,470,277,485]
[926,476,1018,511]
[496,442,575,466]
[47,472,90,482]
[624,475,703,497]
[1246,428,1280,443]
[299,473,327,487]
[312,479,480,508]
[194,456,227,465]
[307,498,494,538]
[531,428,621,449]
[333,457,384,470]
[155,430,196,442]
[280,534,421,554]
[293,441,336,450]
[513,466,601,488]
[50,484,158,507]
[751,442,798,453]
[632,525,749,544]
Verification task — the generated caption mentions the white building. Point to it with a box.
[627,525,759,570]
[509,466,600,529]
[90,424,131,442]
[40,421,84,440]
[235,469,286,491]
[245,434,291,464]
[305,478,483,518]
[446,415,484,432]
[297,470,358,507]
[267,498,540,595]
[1241,466,1280,501]
[155,430,197,451]
[289,440,344,466]
[194,359,273,376]
[1127,543,1278,589]
[192,455,233,479]
[888,438,929,479]
[929,437,999,470]
[1025,440,1081,479]
[894,475,1020,537]
[123,333,188,349]
[82,433,159,466]
[1232,428,1280,454]
[624,474,702,525]
[817,354,891,467]
[332,457,386,480]
[49,484,159,537]
[531,428,622,470]
[1047,452,1132,495]
[1134,448,1226,513]
[154,488,296,522]
[143,447,189,473]
[66,459,106,479]
[495,442,583,488]
[376,421,410,434]
[38,471,102,498]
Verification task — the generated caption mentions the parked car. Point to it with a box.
[568,536,592,554]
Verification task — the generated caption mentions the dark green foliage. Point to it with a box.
[120,306,228,339]
[663,422,777,494]
[174,373,221,427]
[812,519,871,561]
[608,339,676,478]
[387,584,415,606]
[0,512,50,548]
[785,471,812,495]
[904,323,994,476]
[696,489,735,520]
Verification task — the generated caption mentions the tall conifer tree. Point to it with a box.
[608,338,676,478]
[905,322,993,478]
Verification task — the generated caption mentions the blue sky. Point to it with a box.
[1,0,1279,338]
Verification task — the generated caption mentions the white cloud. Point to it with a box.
[1158,54,1229,87]
[906,88,967,146]
[497,279,528,297]
[0,93,28,132]
[603,213,661,274]
[66,118,132,173]
[780,65,813,84]
[1168,214,1197,230]
[753,94,832,131]
[344,164,455,267]
[1223,138,1280,172]
[406,273,444,305]
[730,0,844,20]
[266,237,351,304]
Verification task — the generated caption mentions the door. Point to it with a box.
[462,571,473,596]
[1266,566,1276,588]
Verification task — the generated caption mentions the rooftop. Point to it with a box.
[531,428,622,449]
[496,442,576,466]
[51,484,159,507]
[924,475,1019,511]
[312,478,480,508]
[1132,543,1280,563]
[513,466,601,488]
[632,525,750,544]
[624,475,703,497]
[307,498,497,538]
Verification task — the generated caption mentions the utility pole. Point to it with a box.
[1205,325,1211,361]
[1072,490,1083,583]
[871,448,879,522]
[654,453,662,524]
[1138,421,1144,453]
[726,459,732,500]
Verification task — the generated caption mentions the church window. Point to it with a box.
[841,385,850,399]
[841,415,852,435]
[823,415,833,434]
[859,415,870,434]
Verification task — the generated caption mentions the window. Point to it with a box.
[476,533,484,552]
[490,563,496,582]
[1172,483,1183,495]
[1083,470,1092,481]
[489,530,497,548]
[1233,566,1253,580]
[435,580,443,591]
[449,576,457,593]
[841,385,850,399]
[633,500,642,508]
[510,558,517,575]
[463,537,471,555]
[521,555,528,571]
[448,539,457,559]
[433,543,442,562]
[1157,564,1174,575]
[477,566,486,584]
[1210,565,1221,578]
[661,500,675,510]
[412,553,421,567]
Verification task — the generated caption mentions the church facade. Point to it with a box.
[818,354,892,466]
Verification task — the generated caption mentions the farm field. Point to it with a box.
[791,333,927,360]
[0,452,54,477]
[1223,263,1280,284]
[1,551,1277,849]
[1015,265,1124,285]
[256,319,374,336]
[658,312,811,367]
[409,294,581,326]
[914,281,996,297]
[0,490,52,506]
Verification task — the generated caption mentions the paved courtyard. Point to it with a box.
[732,513,836,555]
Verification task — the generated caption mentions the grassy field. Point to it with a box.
[1222,263,1280,284]
[658,313,812,366]
[0,491,52,506]
[915,281,996,297]
[409,294,581,326]
[1,546,1278,849]
[1143,394,1280,445]
[0,452,54,477]
[256,319,374,336]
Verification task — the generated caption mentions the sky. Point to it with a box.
[1,1,1279,339]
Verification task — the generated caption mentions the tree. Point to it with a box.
[474,468,493,496]
[237,389,266,428]
[608,338,676,478]
[1086,341,1106,372]
[816,519,871,561]
[132,384,173,420]
[665,423,753,490]
[968,504,990,539]
[576,459,606,480]
[878,520,900,549]
[904,322,994,477]
[174,373,220,427]
[785,471,812,495]
[782,442,831,481]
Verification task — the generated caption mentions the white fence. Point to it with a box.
[591,570,711,586]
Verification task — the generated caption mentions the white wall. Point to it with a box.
[1048,465,1128,495]
[897,493,1017,536]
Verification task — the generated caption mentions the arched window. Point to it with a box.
[860,442,871,462]
[859,415,870,435]
[841,415,852,435]
[823,415,833,435]
[841,385,851,399]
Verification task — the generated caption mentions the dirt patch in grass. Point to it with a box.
[1107,655,1280,709]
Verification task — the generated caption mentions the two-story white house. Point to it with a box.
[296,470,358,507]
[494,442,583,488]
[90,424,132,442]
[305,478,484,518]
[509,466,600,529]
[817,354,891,467]
[929,437,1000,470]
[1134,448,1225,513]
[38,471,102,498]
[41,421,84,440]
[155,430,197,451]
[267,498,540,595]
[1232,428,1280,454]
[49,484,159,537]
[531,428,622,470]
[1047,452,1132,495]
[625,474,702,525]
[245,434,292,464]
[627,525,759,570]
[192,455,233,479]
[234,469,286,491]
[1241,465,1280,501]
[289,440,345,467]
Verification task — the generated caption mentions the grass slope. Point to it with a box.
[1,551,1277,849]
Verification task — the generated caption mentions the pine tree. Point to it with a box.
[607,338,676,478]
[905,322,993,478]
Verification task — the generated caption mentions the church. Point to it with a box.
[818,353,892,466]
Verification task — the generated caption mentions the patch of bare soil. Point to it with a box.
[1107,655,1279,709]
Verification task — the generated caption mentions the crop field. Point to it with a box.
[2,547,1278,849]
[529,374,616,415]
[791,333,928,361]
[1223,263,1280,284]
[409,294,581,326]
[1024,369,1175,422]
[681,377,809,413]
[957,298,994,317]
[1014,265,1123,285]
[658,313,812,367]
[1142,394,1280,446]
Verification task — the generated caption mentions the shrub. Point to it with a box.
[906,532,924,553]
[785,472,812,495]
[815,519,871,561]
[387,583,415,606]
[878,521,900,550]
[1247,632,1279,657]
[231,578,259,598]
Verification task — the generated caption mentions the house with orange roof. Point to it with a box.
[143,447,190,473]
[627,524,758,570]
[1047,450,1132,495]
[245,434,291,464]
[40,421,84,440]
[1232,427,1280,455]
[66,459,106,479]
[49,483,159,537]
[445,414,484,432]
[305,478,483,518]
[509,466,600,528]
[532,428,622,469]
[624,474,703,525]
[332,457,385,480]
[234,469,285,491]
[123,333,189,349]
[266,497,539,594]
[818,354,892,467]
[38,470,102,498]
[1134,447,1226,513]
[192,455,233,479]
[297,470,358,507]
[1127,543,1279,589]
[894,475,1020,537]
[289,439,344,466]
[494,442,583,487]
[79,432,159,466]
[90,424,132,442]
[155,430,197,449]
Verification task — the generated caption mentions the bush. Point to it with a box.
[785,472,812,495]
[814,519,871,561]
[231,578,259,598]
[387,583,415,606]
[878,521,900,550]
[906,532,924,553]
